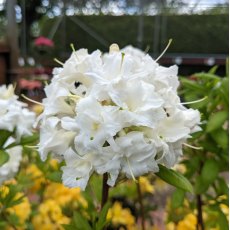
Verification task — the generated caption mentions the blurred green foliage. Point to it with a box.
[38,14,228,58]
[168,65,229,229]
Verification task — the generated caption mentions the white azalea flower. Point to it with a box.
[74,96,123,154]
[0,84,36,140]
[37,44,201,190]
[61,148,94,190]
[0,146,22,185]
[39,117,76,161]
[0,85,36,185]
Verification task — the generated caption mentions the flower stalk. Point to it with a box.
[196,194,204,230]
[101,173,110,209]
[137,178,146,230]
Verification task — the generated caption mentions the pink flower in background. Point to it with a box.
[19,79,42,90]
[34,36,54,47]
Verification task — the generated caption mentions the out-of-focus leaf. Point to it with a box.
[220,77,229,105]
[206,111,228,133]
[0,129,12,148]
[201,159,219,185]
[194,73,220,80]
[73,212,92,230]
[63,224,77,230]
[208,65,218,74]
[0,150,9,166]
[216,177,229,196]
[7,213,20,227]
[180,78,204,92]
[20,133,39,145]
[211,128,228,150]
[0,222,7,229]
[155,165,193,193]
[5,133,39,149]
[194,176,209,194]
[46,171,62,183]
[184,156,201,178]
[217,209,228,230]
[171,188,185,209]
[96,202,111,230]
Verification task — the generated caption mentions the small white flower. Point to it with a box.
[61,148,94,190]
[0,84,36,140]
[39,117,76,161]
[0,145,22,185]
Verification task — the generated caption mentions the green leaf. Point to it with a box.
[7,213,20,226]
[73,212,92,230]
[0,222,7,229]
[201,159,219,185]
[5,133,39,149]
[217,209,229,230]
[194,176,209,194]
[155,165,193,193]
[216,177,229,196]
[20,133,39,145]
[0,129,12,148]
[46,171,62,183]
[194,72,220,80]
[63,224,78,230]
[0,150,9,166]
[96,202,111,230]
[180,78,204,92]
[220,77,229,99]
[208,65,218,74]
[171,188,185,209]
[210,128,228,150]
[206,111,228,133]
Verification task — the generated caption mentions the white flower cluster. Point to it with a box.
[0,84,36,184]
[0,85,36,140]
[38,44,200,190]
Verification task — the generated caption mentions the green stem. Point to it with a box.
[137,178,146,230]
[196,194,204,230]
[101,173,109,209]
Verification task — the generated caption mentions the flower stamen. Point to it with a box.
[21,94,43,106]
[183,143,203,150]
[181,96,207,105]
[126,157,138,183]
[54,58,64,66]
[155,39,172,62]
[70,43,80,61]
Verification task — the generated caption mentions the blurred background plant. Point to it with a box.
[166,65,229,230]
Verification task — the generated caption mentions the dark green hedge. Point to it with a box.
[39,14,228,58]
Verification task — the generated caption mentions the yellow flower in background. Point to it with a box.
[139,176,154,194]
[0,185,10,199]
[107,202,135,230]
[44,182,87,208]
[25,164,46,192]
[154,177,168,191]
[7,192,31,226]
[177,213,197,230]
[32,199,70,230]
[49,159,59,170]
[166,222,176,230]
[220,203,229,220]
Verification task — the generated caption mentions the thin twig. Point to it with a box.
[196,194,204,230]
[101,173,109,209]
[137,178,146,230]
